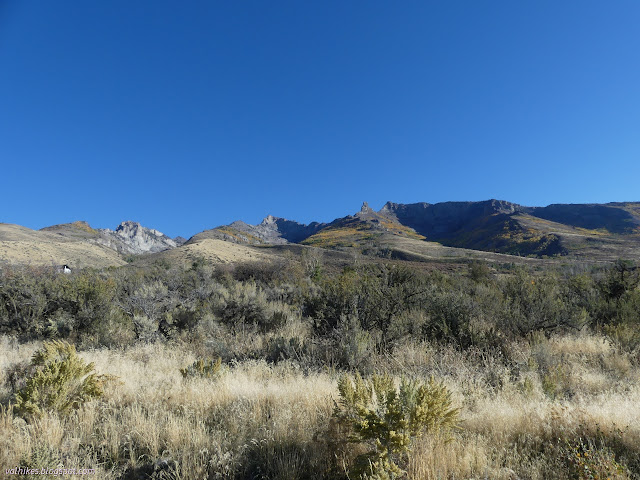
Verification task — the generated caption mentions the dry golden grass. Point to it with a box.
[0,341,335,479]
[1,332,639,479]
[302,226,380,249]
[0,224,125,268]
[146,238,276,266]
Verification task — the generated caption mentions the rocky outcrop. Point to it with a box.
[173,236,187,246]
[190,216,327,245]
[380,199,526,237]
[256,215,326,243]
[41,220,178,255]
[359,201,374,215]
[100,221,178,254]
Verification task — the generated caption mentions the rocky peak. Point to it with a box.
[360,202,373,214]
[203,214,326,245]
[115,220,141,236]
[484,199,521,215]
[173,236,187,246]
[108,221,177,254]
[259,215,278,226]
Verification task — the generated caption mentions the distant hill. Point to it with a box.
[190,215,326,245]
[379,200,564,257]
[41,220,179,254]
[528,203,640,234]
[300,202,425,249]
[0,220,179,268]
[0,223,126,269]
[204,199,640,262]
[3,200,640,269]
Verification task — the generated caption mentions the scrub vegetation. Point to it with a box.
[1,256,640,479]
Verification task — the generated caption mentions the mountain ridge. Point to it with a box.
[199,199,640,260]
[3,199,640,268]
[41,220,181,255]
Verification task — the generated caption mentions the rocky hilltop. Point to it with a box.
[41,220,179,255]
[102,221,179,254]
[201,199,640,260]
[4,199,640,269]
[380,199,525,236]
[189,216,326,245]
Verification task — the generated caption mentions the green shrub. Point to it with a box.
[541,364,570,400]
[13,340,108,418]
[468,261,492,283]
[333,373,459,479]
[499,269,583,336]
[422,288,476,345]
[333,314,377,372]
[217,282,290,333]
[265,336,307,364]
[180,357,222,379]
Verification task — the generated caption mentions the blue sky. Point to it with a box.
[1,1,639,238]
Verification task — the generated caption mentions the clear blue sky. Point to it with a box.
[1,1,639,238]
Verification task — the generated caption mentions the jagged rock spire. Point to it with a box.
[360,201,373,214]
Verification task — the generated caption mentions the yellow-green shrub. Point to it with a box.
[333,373,459,479]
[13,340,107,418]
[180,357,222,379]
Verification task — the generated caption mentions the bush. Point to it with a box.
[564,438,629,479]
[422,288,477,345]
[180,357,222,379]
[265,336,307,364]
[333,373,459,479]
[218,282,290,333]
[499,269,582,336]
[333,314,377,371]
[12,340,108,418]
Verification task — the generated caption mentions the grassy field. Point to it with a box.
[1,330,639,479]
[1,256,640,479]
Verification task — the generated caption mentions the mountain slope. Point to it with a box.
[377,200,560,257]
[0,223,126,268]
[190,216,326,245]
[381,200,640,260]
[41,220,179,254]
[301,202,424,249]
[192,199,640,262]
[4,199,640,269]
[529,203,640,234]
[0,220,181,269]
[141,238,277,266]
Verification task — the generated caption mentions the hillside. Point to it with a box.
[212,200,640,262]
[0,223,126,268]
[530,202,640,234]
[41,220,181,254]
[301,200,640,261]
[3,200,640,270]
[143,200,640,269]
[301,202,425,249]
[191,216,326,245]
[0,220,182,269]
[379,200,564,257]
[138,238,278,266]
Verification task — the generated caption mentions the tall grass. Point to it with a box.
[1,330,639,479]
